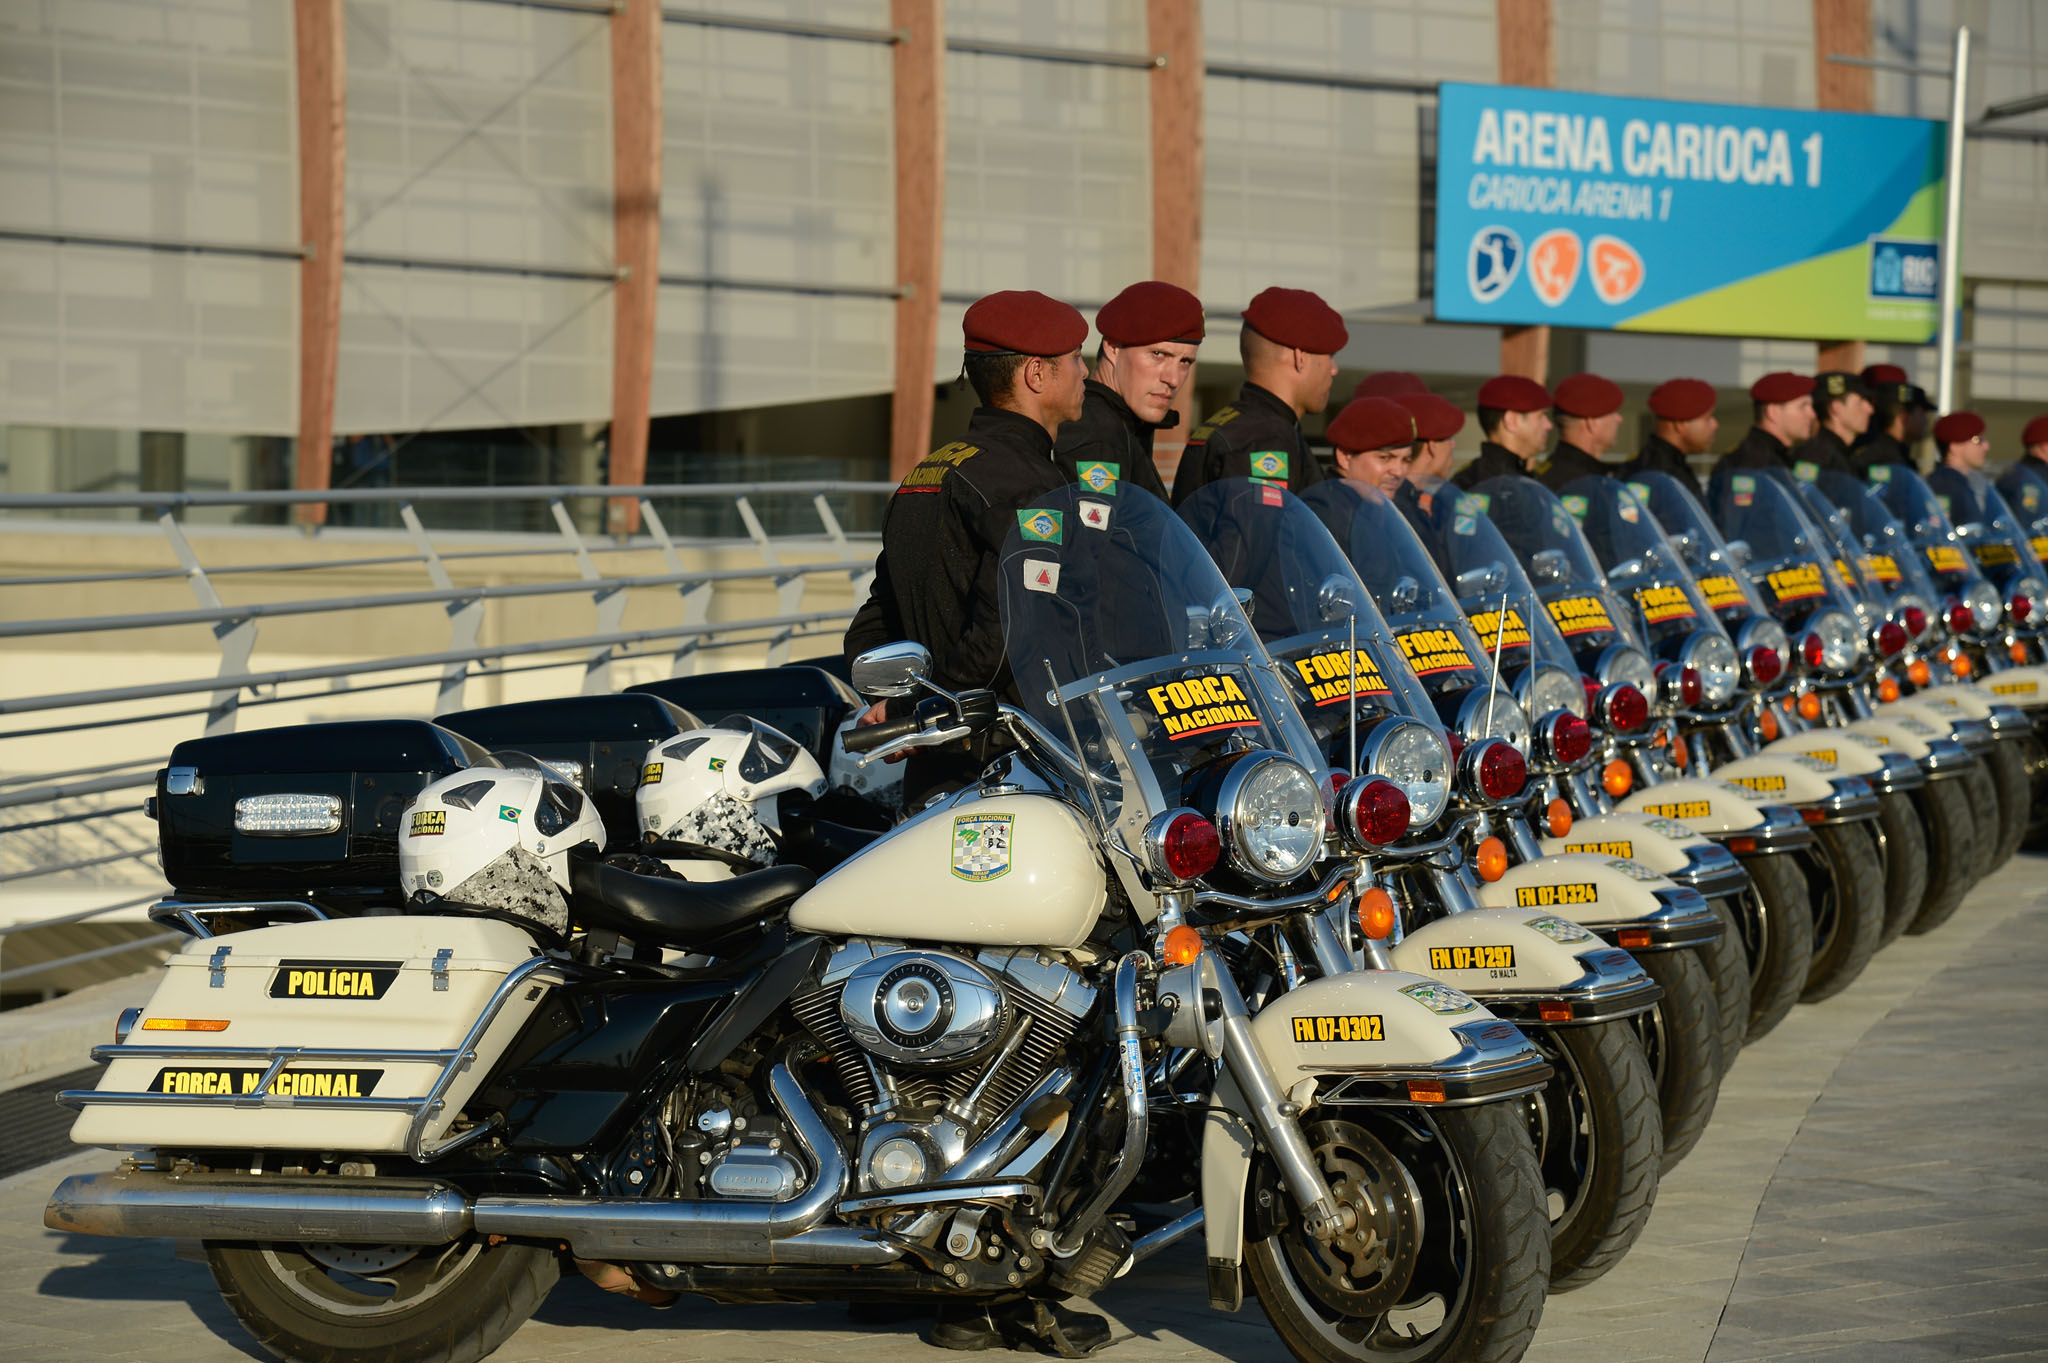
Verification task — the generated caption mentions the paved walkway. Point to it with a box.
[6,854,2046,1363]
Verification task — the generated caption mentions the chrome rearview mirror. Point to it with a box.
[1454,563,1505,599]
[1529,549,1568,585]
[1317,573,1358,623]
[1723,539,1752,569]
[1389,575,1419,611]
[850,641,932,698]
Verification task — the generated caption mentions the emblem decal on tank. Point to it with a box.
[951,813,1014,882]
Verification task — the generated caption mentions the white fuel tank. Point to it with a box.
[1977,667,2048,708]
[788,792,1108,949]
[1709,753,1840,803]
[1614,777,1768,833]
[1541,813,1703,872]
[1761,728,1886,775]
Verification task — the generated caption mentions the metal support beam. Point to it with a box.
[889,0,945,480]
[1147,0,1204,489]
[1496,0,1552,382]
[293,0,346,528]
[608,0,663,536]
[158,512,256,737]
[1937,26,1972,413]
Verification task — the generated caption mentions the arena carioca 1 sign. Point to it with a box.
[1431,82,1945,342]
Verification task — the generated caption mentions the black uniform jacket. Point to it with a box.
[1620,434,1704,501]
[1530,440,1612,492]
[1926,463,1991,527]
[1450,440,1531,490]
[1053,380,1171,501]
[843,407,1067,702]
[1995,454,2048,511]
[1850,431,1914,477]
[1790,427,1856,476]
[1170,382,1322,505]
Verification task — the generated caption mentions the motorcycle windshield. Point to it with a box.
[1625,471,1777,623]
[1466,476,1647,657]
[1298,480,1499,698]
[1179,479,1439,742]
[998,484,1329,830]
[1709,470,1864,626]
[1557,475,1728,651]
[1404,479,1584,686]
[1812,468,1942,606]
[2000,461,2048,564]
[1962,486,2046,587]
[1865,464,1986,596]
[1790,479,1889,640]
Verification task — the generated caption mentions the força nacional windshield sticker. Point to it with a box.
[1833,557,1855,583]
[1924,544,1966,574]
[270,961,401,1000]
[1973,541,2019,567]
[1695,573,1748,609]
[1764,562,1826,602]
[1863,553,1901,583]
[951,812,1013,882]
[1290,648,1393,707]
[1635,583,1696,623]
[1467,606,1532,650]
[1546,594,1617,635]
[1146,674,1263,739]
[2032,536,2048,560]
[1396,626,1477,675]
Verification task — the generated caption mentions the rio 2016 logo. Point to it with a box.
[1467,226,1522,302]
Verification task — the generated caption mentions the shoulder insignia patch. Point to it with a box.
[1249,450,1289,481]
[1077,461,1120,495]
[1018,508,1063,543]
[899,441,980,492]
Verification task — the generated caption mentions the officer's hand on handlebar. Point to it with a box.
[852,699,911,763]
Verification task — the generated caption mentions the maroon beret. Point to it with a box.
[962,290,1088,356]
[1394,391,1465,442]
[1554,372,1625,419]
[1648,378,1717,422]
[1861,363,1909,387]
[1241,287,1349,355]
[2023,414,2048,448]
[1749,371,1814,405]
[1354,370,1428,400]
[1476,374,1552,413]
[1096,281,1205,346]
[1933,411,1985,445]
[1326,397,1416,453]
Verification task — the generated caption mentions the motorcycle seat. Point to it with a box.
[569,857,814,950]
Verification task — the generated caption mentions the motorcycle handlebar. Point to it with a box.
[842,713,923,754]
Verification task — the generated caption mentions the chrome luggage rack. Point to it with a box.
[148,898,331,939]
[59,950,566,1162]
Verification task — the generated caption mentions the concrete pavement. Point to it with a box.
[7,853,2047,1362]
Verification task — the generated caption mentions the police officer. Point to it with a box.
[1325,396,1418,496]
[1794,371,1871,476]
[1621,377,1716,500]
[844,289,1088,803]
[1170,286,1346,503]
[1926,411,1993,525]
[1534,372,1625,491]
[1053,280,1202,500]
[1709,371,1815,494]
[1397,391,1466,488]
[1994,414,2048,507]
[1452,374,1551,488]
[1852,364,1919,475]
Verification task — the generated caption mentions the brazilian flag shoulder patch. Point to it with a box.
[1249,450,1290,481]
[1018,508,1064,544]
[1077,461,1120,495]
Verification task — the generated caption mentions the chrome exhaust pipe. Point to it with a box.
[46,1169,473,1244]
[49,1062,896,1266]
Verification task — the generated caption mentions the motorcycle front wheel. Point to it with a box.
[1799,822,1884,1003]
[1731,849,1815,1041]
[206,1236,559,1363]
[1909,775,1977,934]
[1631,947,1721,1172]
[1985,737,2031,868]
[1244,1103,1549,1363]
[1701,895,1753,1079]
[1871,790,1928,948]
[1521,1019,1661,1290]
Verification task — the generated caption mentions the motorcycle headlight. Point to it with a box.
[1595,645,1656,695]
[1215,753,1326,883]
[1812,609,1858,673]
[1964,579,2002,633]
[1456,687,1531,755]
[1735,616,1789,680]
[1519,664,1586,720]
[1679,632,1741,705]
[1361,719,1451,829]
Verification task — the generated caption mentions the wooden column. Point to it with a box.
[292,0,345,527]
[1496,0,1553,382]
[1814,0,1872,376]
[889,1,946,480]
[607,0,663,535]
[1148,0,1204,486]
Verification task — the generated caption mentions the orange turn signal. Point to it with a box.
[1908,659,1932,687]
[1537,1000,1573,1022]
[1798,692,1823,722]
[140,1018,230,1032]
[1726,836,1758,854]
[1546,797,1573,838]
[1405,1078,1447,1104]
[1162,924,1204,966]
[1357,886,1397,940]
[1474,836,1509,883]
[1951,653,1973,678]
[1759,706,1781,741]
[1671,736,1689,770]
[1617,928,1652,949]
[1602,758,1633,798]
[2012,642,2031,664]
[1878,677,1901,703]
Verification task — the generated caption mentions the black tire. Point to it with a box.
[1986,737,2031,868]
[1960,756,1999,884]
[1244,1103,1550,1363]
[1872,790,1928,949]
[1701,896,1752,1080]
[206,1236,559,1363]
[1910,775,1977,935]
[1520,1020,1661,1291]
[1631,948,1721,1173]
[1798,822,1885,1003]
[1732,850,1814,1042]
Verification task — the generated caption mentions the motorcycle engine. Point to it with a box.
[791,940,1095,1192]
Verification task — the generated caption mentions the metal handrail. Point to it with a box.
[0,480,893,510]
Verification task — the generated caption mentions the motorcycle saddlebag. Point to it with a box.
[155,720,491,907]
[70,915,550,1154]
